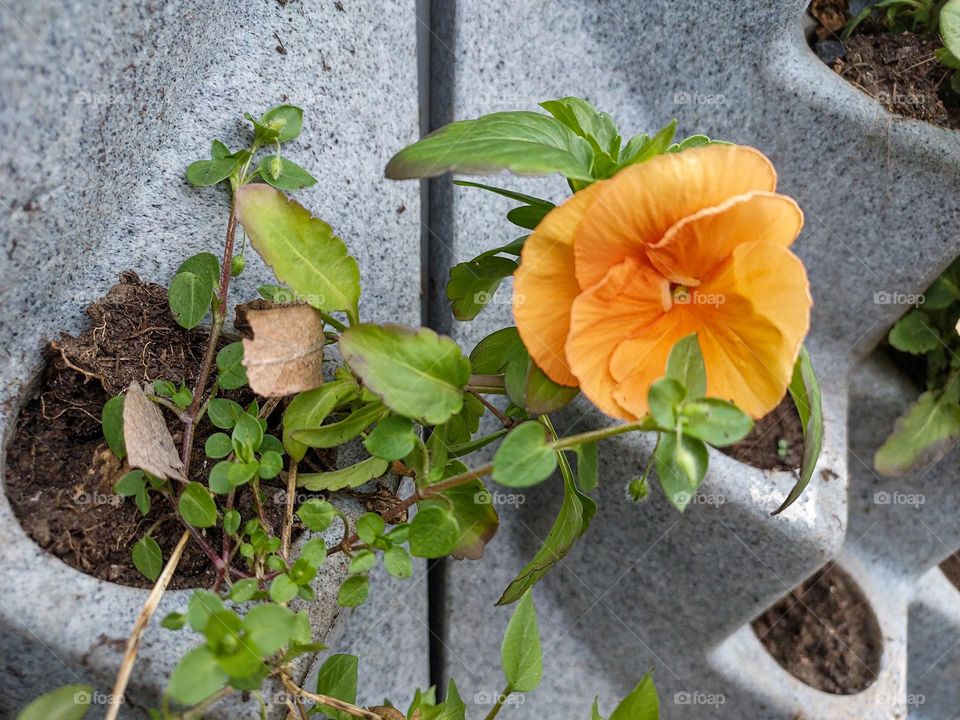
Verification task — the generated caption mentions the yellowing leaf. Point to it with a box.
[123,382,185,481]
[235,184,360,320]
[241,305,326,396]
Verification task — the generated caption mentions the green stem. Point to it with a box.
[482,685,513,720]
[447,428,509,458]
[320,312,349,332]
[550,419,652,451]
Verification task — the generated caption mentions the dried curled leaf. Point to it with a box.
[123,381,185,481]
[241,305,326,396]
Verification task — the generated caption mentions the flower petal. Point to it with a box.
[573,144,778,289]
[514,181,608,386]
[646,191,803,285]
[694,241,812,418]
[608,311,696,419]
[565,257,670,420]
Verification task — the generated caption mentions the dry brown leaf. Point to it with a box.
[241,305,326,396]
[122,381,185,481]
[368,707,406,720]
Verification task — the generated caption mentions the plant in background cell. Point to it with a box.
[19,96,821,719]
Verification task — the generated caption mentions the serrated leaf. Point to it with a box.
[339,323,471,424]
[298,456,389,491]
[889,310,939,354]
[240,305,325,396]
[501,589,543,692]
[385,110,595,181]
[774,347,824,514]
[875,379,960,476]
[493,421,557,488]
[235,184,360,319]
[132,535,163,581]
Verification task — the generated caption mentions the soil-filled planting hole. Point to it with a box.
[3,273,333,589]
[752,562,883,694]
[940,552,960,590]
[718,394,804,472]
[808,0,960,129]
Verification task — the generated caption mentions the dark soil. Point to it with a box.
[3,273,328,589]
[941,552,960,589]
[719,394,804,471]
[808,0,960,129]
[752,562,882,694]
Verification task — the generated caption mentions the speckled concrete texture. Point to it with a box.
[0,1,425,717]
[426,1,960,718]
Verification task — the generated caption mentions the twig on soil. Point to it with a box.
[280,674,383,720]
[281,460,299,559]
[105,529,191,720]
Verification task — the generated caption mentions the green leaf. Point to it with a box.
[161,611,187,630]
[269,574,300,604]
[540,96,620,158]
[232,413,264,456]
[471,327,578,414]
[132,535,163,581]
[409,506,460,558]
[235,184,361,319]
[179,482,218,528]
[296,499,336,533]
[216,342,248,390]
[619,120,677,168]
[679,398,753,447]
[942,0,960,59]
[774,347,824,514]
[243,603,298,656]
[205,432,232,459]
[315,654,358,719]
[356,512,386,544]
[665,333,706,397]
[888,310,939,354]
[186,157,238,187]
[647,378,686,429]
[168,271,213,329]
[453,180,554,208]
[258,450,283,479]
[258,155,318,191]
[575,442,599,492]
[260,104,304,142]
[223,509,241,535]
[446,255,518,321]
[167,646,228,705]
[113,469,145,496]
[186,590,225,632]
[497,471,584,605]
[282,380,359,460]
[298,455,389,491]
[102,394,126,459]
[922,258,960,308]
[16,684,92,720]
[506,203,552,230]
[364,415,417,460]
[493,421,557,488]
[654,433,708,512]
[609,673,658,720]
[419,470,499,560]
[591,697,606,720]
[339,323,471,424]
[384,546,413,578]
[349,549,376,574]
[875,381,960,476]
[211,140,230,160]
[208,398,244,429]
[385,110,595,181]
[501,589,543,692]
[292,401,387,450]
[179,252,220,289]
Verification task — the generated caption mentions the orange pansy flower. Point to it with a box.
[513,143,811,421]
